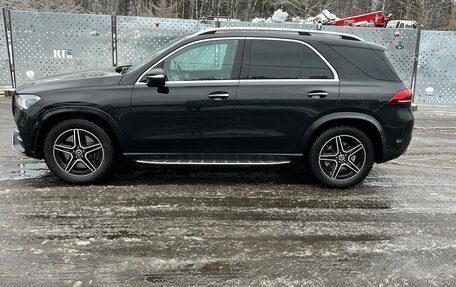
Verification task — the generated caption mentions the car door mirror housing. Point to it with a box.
[146,68,167,87]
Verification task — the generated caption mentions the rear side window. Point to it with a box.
[247,40,301,79]
[244,40,334,80]
[331,45,401,82]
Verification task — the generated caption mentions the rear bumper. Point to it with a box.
[377,107,414,163]
[12,128,26,156]
[380,124,413,162]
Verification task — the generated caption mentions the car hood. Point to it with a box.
[16,68,124,94]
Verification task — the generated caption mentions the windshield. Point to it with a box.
[127,36,185,73]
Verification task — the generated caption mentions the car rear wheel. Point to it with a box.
[43,119,114,184]
[308,126,374,188]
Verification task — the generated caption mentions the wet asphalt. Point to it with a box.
[0,97,456,286]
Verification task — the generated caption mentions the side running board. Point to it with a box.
[136,159,291,166]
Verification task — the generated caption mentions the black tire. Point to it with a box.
[308,126,374,188]
[43,119,114,184]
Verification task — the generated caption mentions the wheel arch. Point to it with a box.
[300,112,386,163]
[33,107,127,159]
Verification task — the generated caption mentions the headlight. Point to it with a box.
[15,94,41,110]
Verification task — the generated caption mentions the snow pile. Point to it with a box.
[255,9,339,24]
[322,9,338,21]
[252,17,267,23]
[271,9,289,23]
[303,9,339,24]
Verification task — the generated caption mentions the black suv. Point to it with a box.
[11,27,414,188]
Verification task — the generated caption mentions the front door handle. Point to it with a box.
[208,92,230,100]
[307,91,328,99]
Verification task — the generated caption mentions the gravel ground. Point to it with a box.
[0,97,456,286]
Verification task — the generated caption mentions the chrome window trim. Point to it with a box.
[238,79,338,86]
[136,79,336,87]
[136,80,240,87]
[135,36,339,85]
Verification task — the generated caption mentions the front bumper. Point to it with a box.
[12,128,26,156]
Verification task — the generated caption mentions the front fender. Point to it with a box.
[32,106,128,156]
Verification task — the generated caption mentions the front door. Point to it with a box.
[129,38,244,153]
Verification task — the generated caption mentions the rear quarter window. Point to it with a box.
[330,45,401,82]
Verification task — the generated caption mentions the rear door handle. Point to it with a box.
[307,91,328,99]
[208,92,230,100]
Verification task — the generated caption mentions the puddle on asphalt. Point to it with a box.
[0,161,49,181]
[144,261,240,283]
[197,262,236,276]
[144,274,165,283]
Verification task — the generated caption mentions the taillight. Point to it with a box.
[387,89,413,104]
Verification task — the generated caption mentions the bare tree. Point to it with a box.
[0,0,455,29]
[2,0,83,13]
[139,0,178,18]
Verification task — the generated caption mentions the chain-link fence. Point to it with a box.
[0,10,454,105]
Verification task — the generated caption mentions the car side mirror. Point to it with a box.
[146,68,167,87]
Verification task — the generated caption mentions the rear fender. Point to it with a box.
[300,112,386,159]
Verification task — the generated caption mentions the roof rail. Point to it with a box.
[194,27,363,41]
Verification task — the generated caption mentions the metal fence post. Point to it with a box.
[111,15,117,67]
[410,27,422,104]
[2,8,15,88]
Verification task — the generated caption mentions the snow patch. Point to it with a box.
[75,240,91,246]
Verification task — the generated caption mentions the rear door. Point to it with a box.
[232,38,340,153]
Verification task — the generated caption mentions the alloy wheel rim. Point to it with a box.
[53,129,104,176]
[318,135,366,181]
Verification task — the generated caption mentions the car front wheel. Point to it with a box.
[43,119,114,184]
[308,126,374,188]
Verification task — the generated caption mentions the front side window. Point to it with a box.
[162,40,239,81]
[244,39,334,80]
[128,36,185,74]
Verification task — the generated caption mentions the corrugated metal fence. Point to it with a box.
[0,10,454,105]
